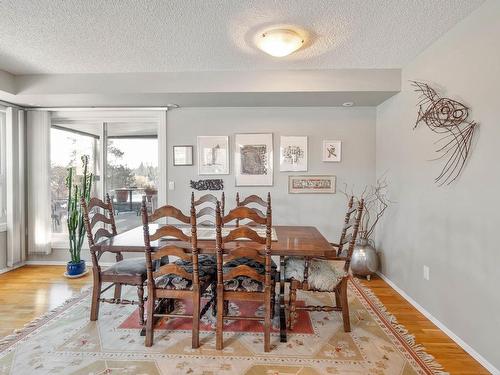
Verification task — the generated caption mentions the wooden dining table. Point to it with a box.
[97,224,334,342]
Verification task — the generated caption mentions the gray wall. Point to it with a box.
[376,0,499,370]
[166,107,376,241]
[27,106,375,262]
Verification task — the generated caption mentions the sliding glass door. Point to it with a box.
[106,134,158,232]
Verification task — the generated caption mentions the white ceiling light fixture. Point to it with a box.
[342,101,354,107]
[256,28,305,57]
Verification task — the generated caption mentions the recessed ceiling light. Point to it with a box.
[256,28,304,57]
[342,101,354,107]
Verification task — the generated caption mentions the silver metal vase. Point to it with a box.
[350,238,379,280]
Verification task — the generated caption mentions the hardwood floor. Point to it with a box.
[0,266,490,374]
[0,265,91,338]
[359,275,490,375]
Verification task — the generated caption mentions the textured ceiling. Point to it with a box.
[0,0,484,75]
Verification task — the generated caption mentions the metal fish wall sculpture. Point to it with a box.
[411,81,479,186]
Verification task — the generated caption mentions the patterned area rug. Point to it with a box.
[0,278,446,375]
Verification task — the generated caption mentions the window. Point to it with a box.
[106,136,158,233]
[49,117,160,246]
[0,111,6,228]
[50,126,98,242]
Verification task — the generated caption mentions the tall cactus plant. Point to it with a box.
[66,155,93,263]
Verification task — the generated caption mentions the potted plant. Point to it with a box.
[341,177,391,280]
[143,184,157,203]
[65,155,93,277]
[115,188,129,203]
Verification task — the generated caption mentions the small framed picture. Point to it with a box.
[323,140,342,162]
[173,145,193,166]
[235,133,273,186]
[288,175,336,194]
[280,136,307,172]
[197,136,230,175]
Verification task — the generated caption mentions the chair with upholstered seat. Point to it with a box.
[235,193,270,226]
[191,192,224,226]
[285,197,364,332]
[215,200,276,352]
[141,200,216,348]
[81,194,147,325]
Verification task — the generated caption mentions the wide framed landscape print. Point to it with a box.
[197,136,229,175]
[280,136,307,172]
[173,145,193,166]
[288,175,336,194]
[235,133,273,186]
[323,140,342,162]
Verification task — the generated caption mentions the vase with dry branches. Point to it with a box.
[358,178,390,241]
[340,177,391,279]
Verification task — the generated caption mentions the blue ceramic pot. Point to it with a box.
[67,260,86,276]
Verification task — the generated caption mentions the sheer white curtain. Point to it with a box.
[27,110,51,254]
[5,108,26,266]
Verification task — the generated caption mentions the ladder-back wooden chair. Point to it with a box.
[235,192,270,226]
[81,194,147,325]
[191,192,224,226]
[215,201,276,352]
[141,200,216,348]
[285,197,364,332]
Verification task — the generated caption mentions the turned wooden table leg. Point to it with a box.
[279,255,287,343]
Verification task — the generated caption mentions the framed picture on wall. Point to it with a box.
[173,145,193,166]
[280,136,308,172]
[234,133,273,186]
[197,136,229,175]
[288,175,336,194]
[322,140,342,162]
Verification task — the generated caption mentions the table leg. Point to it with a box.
[279,255,287,342]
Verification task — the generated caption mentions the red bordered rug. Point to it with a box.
[0,277,446,375]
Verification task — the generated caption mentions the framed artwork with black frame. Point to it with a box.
[173,145,193,166]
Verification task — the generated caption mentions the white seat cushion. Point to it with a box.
[284,257,346,291]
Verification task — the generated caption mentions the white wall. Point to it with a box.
[376,0,500,371]
[167,107,375,241]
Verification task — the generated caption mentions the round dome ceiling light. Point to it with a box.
[342,101,354,107]
[256,28,304,57]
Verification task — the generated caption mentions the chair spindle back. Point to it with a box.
[141,200,199,286]
[336,197,364,273]
[81,194,118,266]
[235,192,270,226]
[216,198,272,287]
[191,192,224,226]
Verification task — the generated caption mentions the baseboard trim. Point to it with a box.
[377,272,499,375]
[0,262,26,275]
